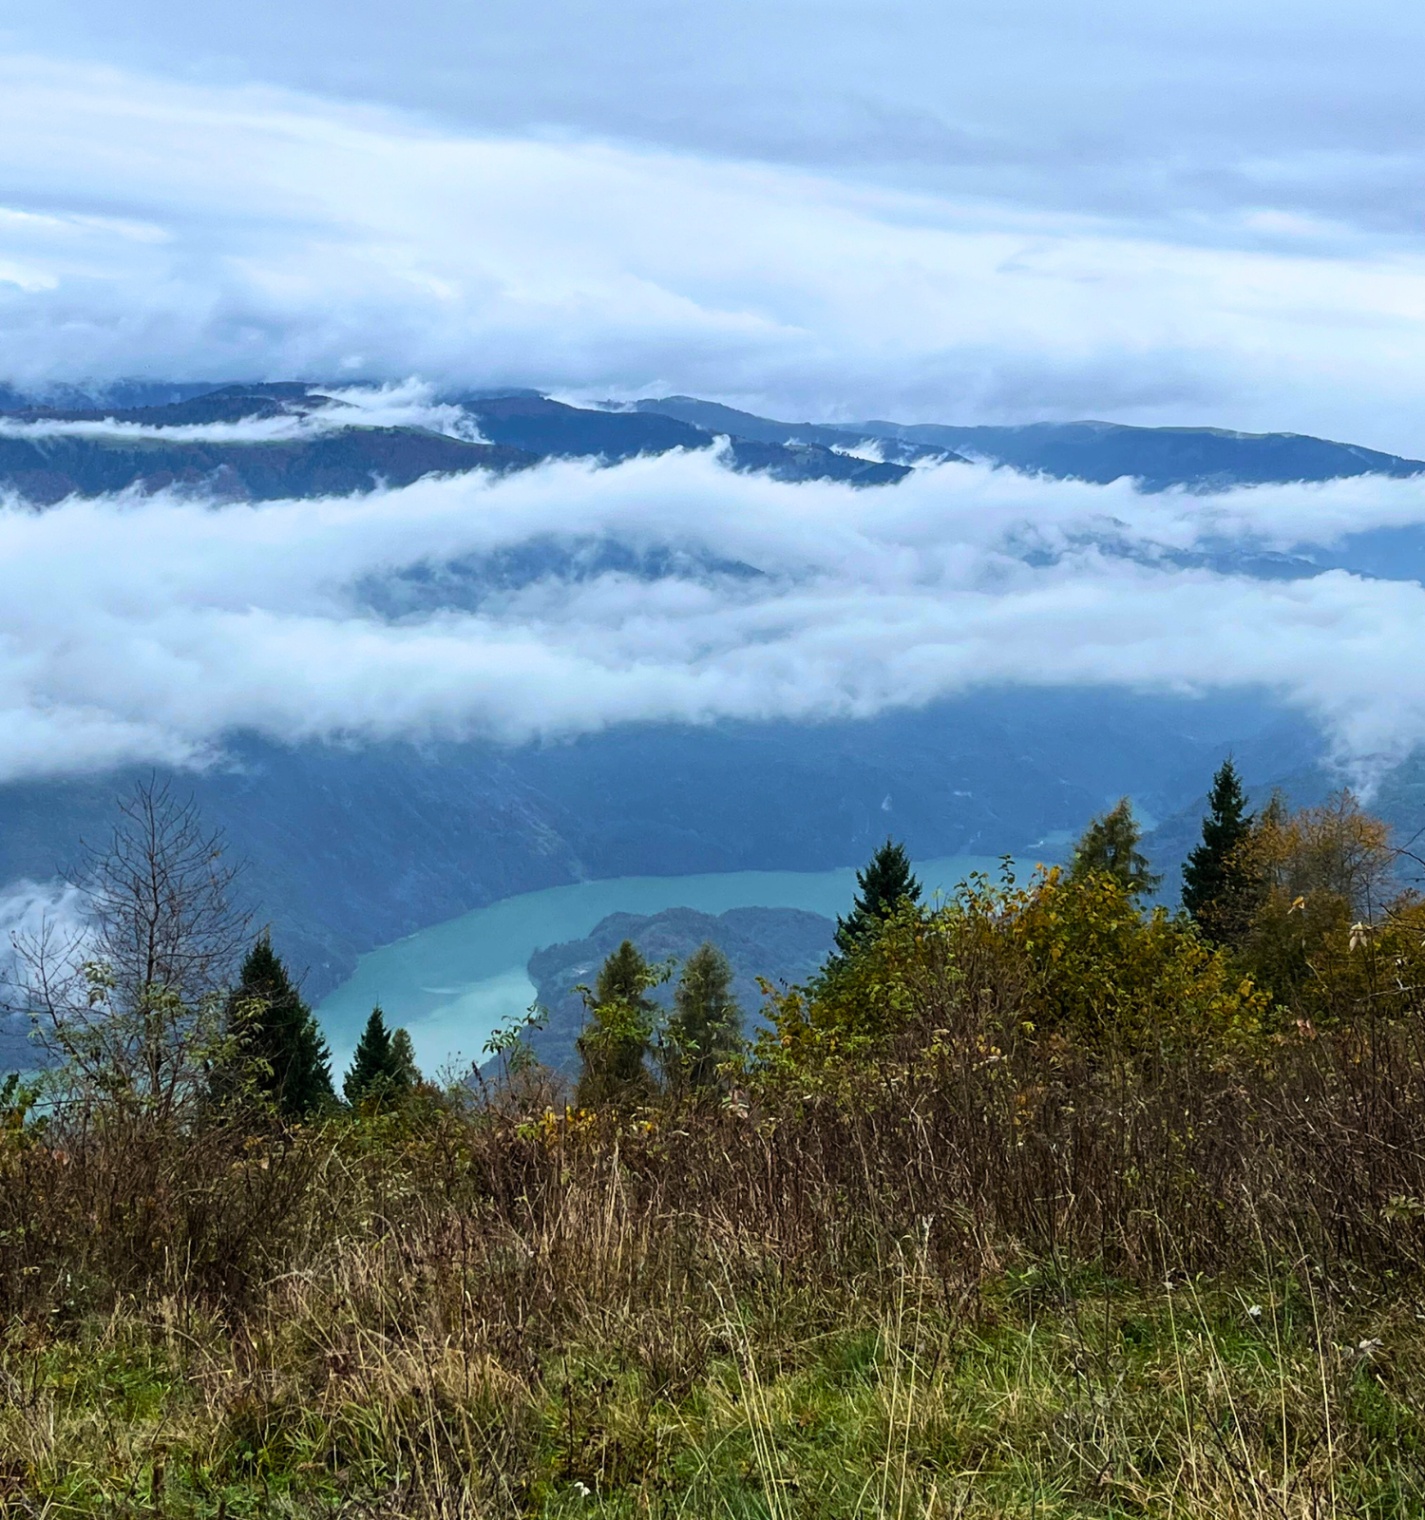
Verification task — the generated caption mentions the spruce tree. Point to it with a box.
[343,1005,416,1107]
[834,839,923,958]
[1069,798,1161,899]
[574,941,663,1108]
[390,1027,422,1090]
[1182,759,1257,942]
[665,941,743,1091]
[222,935,334,1120]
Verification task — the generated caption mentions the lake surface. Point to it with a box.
[315,854,1013,1076]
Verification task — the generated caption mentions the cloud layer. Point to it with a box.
[0,380,486,443]
[2,54,1425,449]
[8,0,1424,231]
[5,445,1425,786]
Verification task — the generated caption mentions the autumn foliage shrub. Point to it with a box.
[762,865,1269,1081]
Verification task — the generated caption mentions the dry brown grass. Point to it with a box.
[6,978,1425,1513]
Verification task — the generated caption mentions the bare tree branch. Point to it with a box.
[11,776,250,1120]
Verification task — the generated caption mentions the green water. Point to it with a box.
[315,854,1012,1076]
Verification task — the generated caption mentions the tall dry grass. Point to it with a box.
[5,958,1425,1513]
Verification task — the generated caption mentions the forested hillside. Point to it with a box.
[0,693,1323,1005]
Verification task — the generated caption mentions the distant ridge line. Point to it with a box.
[1,380,1418,494]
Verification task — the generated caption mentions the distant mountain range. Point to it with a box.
[2,380,1420,503]
[3,377,1423,1025]
[628,396,1425,491]
[0,384,911,503]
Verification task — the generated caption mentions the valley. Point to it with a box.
[313,853,1010,1074]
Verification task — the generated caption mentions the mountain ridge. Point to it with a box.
[5,381,1420,502]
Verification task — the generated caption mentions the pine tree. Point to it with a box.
[221,935,334,1120]
[390,1027,422,1090]
[343,1005,416,1107]
[574,941,663,1108]
[665,941,743,1091]
[1069,798,1161,899]
[1182,759,1257,942]
[834,839,923,958]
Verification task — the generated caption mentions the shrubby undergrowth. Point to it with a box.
[5,774,1425,1515]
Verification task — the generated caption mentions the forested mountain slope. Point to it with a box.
[0,693,1323,1004]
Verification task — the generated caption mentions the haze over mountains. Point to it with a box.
[3,377,1425,1052]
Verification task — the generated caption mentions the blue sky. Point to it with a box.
[2,1,1425,447]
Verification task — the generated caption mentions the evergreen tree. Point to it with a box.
[1182,759,1257,942]
[834,839,923,958]
[343,1005,416,1107]
[574,941,663,1108]
[1069,798,1161,899]
[665,941,743,1091]
[390,1027,422,1090]
[220,935,334,1120]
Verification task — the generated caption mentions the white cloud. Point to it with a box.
[7,0,1424,235]
[5,449,1425,787]
[2,60,1425,449]
[0,880,87,945]
[0,379,487,443]
[0,878,90,1010]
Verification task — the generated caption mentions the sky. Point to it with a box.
[3,9,1425,804]
[2,2,1425,447]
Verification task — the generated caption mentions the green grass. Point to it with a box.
[4,1269,1425,1519]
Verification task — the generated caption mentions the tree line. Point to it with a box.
[4,758,1418,1124]
[567,756,1425,1100]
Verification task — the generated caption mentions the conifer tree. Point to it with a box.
[665,941,743,1091]
[1069,798,1161,899]
[574,940,663,1108]
[221,934,334,1120]
[1182,759,1257,942]
[343,1005,416,1107]
[834,839,923,958]
[390,1027,422,1090]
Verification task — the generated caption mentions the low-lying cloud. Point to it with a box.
[0,878,88,1010]
[0,380,487,444]
[6,448,1425,787]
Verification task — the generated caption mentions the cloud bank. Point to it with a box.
[5,448,1425,787]
[0,380,487,444]
[2,56,1425,451]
